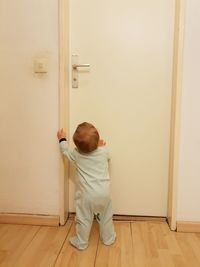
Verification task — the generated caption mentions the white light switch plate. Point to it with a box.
[34,57,48,73]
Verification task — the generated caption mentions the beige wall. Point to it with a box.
[0,0,200,221]
[177,0,200,221]
[0,1,60,215]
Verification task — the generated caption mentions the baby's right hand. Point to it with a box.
[98,139,106,146]
[57,128,66,140]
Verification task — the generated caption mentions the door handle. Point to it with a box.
[72,64,90,69]
[72,55,90,88]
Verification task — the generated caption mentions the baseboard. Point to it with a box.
[177,221,200,233]
[0,213,60,226]
[69,212,166,222]
[113,214,166,222]
[0,212,167,226]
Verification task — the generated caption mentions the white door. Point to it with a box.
[69,0,175,216]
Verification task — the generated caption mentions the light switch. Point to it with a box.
[34,57,48,73]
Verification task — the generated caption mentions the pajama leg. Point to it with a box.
[96,199,116,245]
[70,197,94,250]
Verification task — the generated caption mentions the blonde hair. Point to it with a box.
[73,122,99,153]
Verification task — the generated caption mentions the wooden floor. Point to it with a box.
[1,220,200,267]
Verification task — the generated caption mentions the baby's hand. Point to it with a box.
[57,128,66,140]
[98,139,106,146]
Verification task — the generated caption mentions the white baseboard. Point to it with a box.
[177,221,200,233]
[0,213,59,226]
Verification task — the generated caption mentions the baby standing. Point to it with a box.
[57,122,116,250]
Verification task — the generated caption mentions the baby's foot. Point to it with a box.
[102,232,116,246]
[69,236,88,250]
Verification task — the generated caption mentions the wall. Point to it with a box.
[0,1,60,215]
[0,0,200,221]
[177,0,200,221]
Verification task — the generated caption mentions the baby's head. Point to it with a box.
[73,122,100,153]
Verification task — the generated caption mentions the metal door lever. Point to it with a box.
[72,55,90,88]
[72,64,90,69]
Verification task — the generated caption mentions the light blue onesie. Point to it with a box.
[59,140,116,250]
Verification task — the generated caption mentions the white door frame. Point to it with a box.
[58,0,185,229]
[58,0,70,225]
[167,0,185,230]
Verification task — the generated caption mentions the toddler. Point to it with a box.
[57,122,116,250]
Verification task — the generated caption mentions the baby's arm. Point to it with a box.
[98,139,111,160]
[57,129,75,161]
[57,128,66,140]
[98,139,106,146]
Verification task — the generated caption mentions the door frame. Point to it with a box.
[58,0,185,229]
[58,0,69,225]
[167,0,185,230]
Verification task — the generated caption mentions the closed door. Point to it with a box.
[69,0,175,216]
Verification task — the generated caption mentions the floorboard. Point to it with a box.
[95,222,134,267]
[1,221,200,267]
[55,222,99,267]
[0,224,39,266]
[15,220,72,267]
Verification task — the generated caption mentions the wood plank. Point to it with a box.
[149,222,168,250]
[186,233,200,264]
[159,223,182,256]
[131,221,200,267]
[55,221,99,267]
[131,221,180,267]
[0,224,39,266]
[158,249,175,267]
[95,222,134,267]
[131,221,159,267]
[15,220,72,267]
[1,221,200,267]
[171,254,188,267]
[175,232,200,267]
[0,213,59,226]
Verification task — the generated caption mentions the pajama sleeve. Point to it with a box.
[59,139,75,162]
[104,146,111,161]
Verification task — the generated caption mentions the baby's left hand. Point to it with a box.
[98,139,106,146]
[57,128,66,140]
